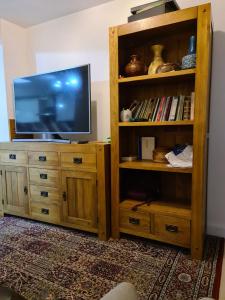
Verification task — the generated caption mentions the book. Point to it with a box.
[168,96,179,121]
[176,95,185,121]
[149,98,157,121]
[156,97,166,121]
[141,137,156,160]
[183,96,191,120]
[151,97,160,121]
[191,92,195,120]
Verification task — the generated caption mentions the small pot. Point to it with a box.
[125,55,146,77]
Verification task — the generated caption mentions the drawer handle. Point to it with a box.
[40,173,48,179]
[9,154,16,160]
[40,191,48,197]
[165,224,178,233]
[41,208,49,215]
[63,192,67,201]
[73,157,82,164]
[129,217,140,225]
[24,186,28,195]
[39,156,47,162]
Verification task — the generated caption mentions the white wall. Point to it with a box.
[27,0,158,141]
[0,21,9,141]
[1,0,225,237]
[1,19,33,119]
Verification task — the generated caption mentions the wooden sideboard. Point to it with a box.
[0,142,110,240]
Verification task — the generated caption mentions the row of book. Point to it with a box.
[130,93,195,122]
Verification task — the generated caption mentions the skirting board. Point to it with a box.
[207,224,225,238]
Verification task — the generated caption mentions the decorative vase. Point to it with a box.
[181,35,196,69]
[124,54,146,77]
[148,44,164,75]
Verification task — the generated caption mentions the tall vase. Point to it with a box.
[148,44,164,75]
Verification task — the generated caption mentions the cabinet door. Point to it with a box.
[62,170,97,229]
[0,167,4,214]
[3,166,29,215]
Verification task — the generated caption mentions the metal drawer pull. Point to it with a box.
[41,208,49,215]
[40,173,48,179]
[73,157,82,164]
[9,154,16,160]
[165,224,178,233]
[129,217,140,225]
[40,191,48,197]
[24,186,28,195]
[39,156,47,161]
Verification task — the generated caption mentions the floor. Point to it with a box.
[219,242,225,299]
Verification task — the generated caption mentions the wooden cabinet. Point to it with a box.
[110,4,212,258]
[0,142,110,240]
[2,166,29,216]
[62,170,97,230]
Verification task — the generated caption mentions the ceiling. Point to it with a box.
[0,0,112,28]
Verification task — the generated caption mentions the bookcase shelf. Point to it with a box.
[119,160,192,173]
[110,4,212,259]
[119,120,194,127]
[118,68,196,85]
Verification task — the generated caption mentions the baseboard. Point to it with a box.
[207,224,225,238]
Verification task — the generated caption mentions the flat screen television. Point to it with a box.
[13,64,91,134]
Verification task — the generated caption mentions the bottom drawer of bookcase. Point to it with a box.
[154,214,191,247]
[119,209,151,235]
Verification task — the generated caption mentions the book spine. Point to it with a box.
[156,97,166,122]
[169,96,179,121]
[165,96,172,121]
[169,97,178,121]
[152,98,160,121]
[191,92,195,120]
[183,96,191,120]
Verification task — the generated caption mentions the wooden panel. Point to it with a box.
[3,166,29,215]
[119,160,192,173]
[117,7,197,36]
[62,170,97,229]
[0,150,27,164]
[61,152,96,170]
[118,69,196,84]
[0,142,97,153]
[154,214,190,247]
[191,3,212,259]
[30,202,60,223]
[29,168,59,187]
[120,208,151,235]
[110,26,120,239]
[30,185,59,204]
[0,167,4,214]
[120,199,191,220]
[9,119,33,140]
[97,144,111,240]
[28,151,59,166]
[119,121,194,127]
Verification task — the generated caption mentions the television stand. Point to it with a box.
[12,138,71,143]
[0,141,110,241]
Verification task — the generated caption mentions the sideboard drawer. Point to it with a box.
[29,168,59,187]
[154,215,190,247]
[30,185,60,204]
[0,150,27,164]
[120,208,151,235]
[28,151,59,166]
[61,152,96,170]
[30,202,60,223]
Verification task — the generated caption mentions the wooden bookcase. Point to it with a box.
[110,4,212,259]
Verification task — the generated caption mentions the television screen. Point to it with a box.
[13,65,91,134]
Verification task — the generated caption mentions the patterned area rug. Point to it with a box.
[0,216,223,300]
